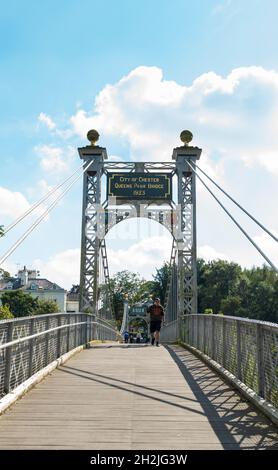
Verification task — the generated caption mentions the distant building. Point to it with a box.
[66,285,80,313]
[0,266,67,312]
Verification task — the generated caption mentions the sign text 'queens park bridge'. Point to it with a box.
[107,172,172,200]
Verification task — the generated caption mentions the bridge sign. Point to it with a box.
[129,306,146,316]
[107,172,172,200]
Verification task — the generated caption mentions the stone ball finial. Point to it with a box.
[180,130,193,146]
[87,129,99,146]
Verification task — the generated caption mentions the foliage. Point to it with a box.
[197,259,278,322]
[0,304,14,320]
[107,270,157,321]
[1,291,60,317]
[0,225,4,237]
[0,268,11,281]
[34,299,60,315]
[204,308,213,315]
[1,290,39,317]
[197,259,242,315]
[152,262,172,306]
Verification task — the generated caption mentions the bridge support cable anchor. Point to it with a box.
[193,162,278,243]
[187,161,278,273]
[0,160,92,267]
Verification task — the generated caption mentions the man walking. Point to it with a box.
[147,298,164,347]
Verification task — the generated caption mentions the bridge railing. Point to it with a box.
[160,319,179,343]
[0,313,119,397]
[181,314,278,409]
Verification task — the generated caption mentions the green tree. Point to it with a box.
[197,259,242,314]
[0,225,4,237]
[1,290,38,317]
[107,271,157,321]
[152,262,172,306]
[34,299,60,315]
[0,305,14,320]
[197,259,277,322]
[0,268,11,281]
[220,295,242,316]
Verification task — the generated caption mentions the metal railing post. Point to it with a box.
[222,317,226,369]
[83,314,87,345]
[74,314,78,347]
[66,315,71,352]
[4,322,14,394]
[211,316,215,361]
[189,315,193,345]
[256,323,265,398]
[56,315,62,358]
[237,320,242,382]
[202,315,206,353]
[28,318,35,378]
[91,314,96,341]
[85,314,91,348]
[96,319,99,341]
[195,315,198,348]
[45,316,50,367]
[198,315,201,350]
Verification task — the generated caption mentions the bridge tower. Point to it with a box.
[78,130,107,313]
[172,132,202,315]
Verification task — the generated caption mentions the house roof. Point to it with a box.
[0,277,66,292]
[26,278,66,292]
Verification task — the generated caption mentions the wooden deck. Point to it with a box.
[0,344,277,450]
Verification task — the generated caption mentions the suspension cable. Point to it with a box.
[193,162,278,243]
[187,161,278,273]
[4,162,85,235]
[0,161,91,267]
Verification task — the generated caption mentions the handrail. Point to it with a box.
[0,312,119,397]
[191,313,278,329]
[0,321,87,350]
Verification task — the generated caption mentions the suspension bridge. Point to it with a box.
[0,130,277,450]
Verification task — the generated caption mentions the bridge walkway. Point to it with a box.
[0,344,277,450]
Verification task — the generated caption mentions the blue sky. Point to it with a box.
[0,0,278,288]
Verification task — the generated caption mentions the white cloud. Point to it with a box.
[253,230,278,267]
[0,260,19,278]
[0,186,30,219]
[69,65,278,174]
[198,245,231,262]
[33,248,80,290]
[35,145,76,174]
[38,112,56,130]
[107,235,172,279]
[32,236,234,290]
[108,155,123,162]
